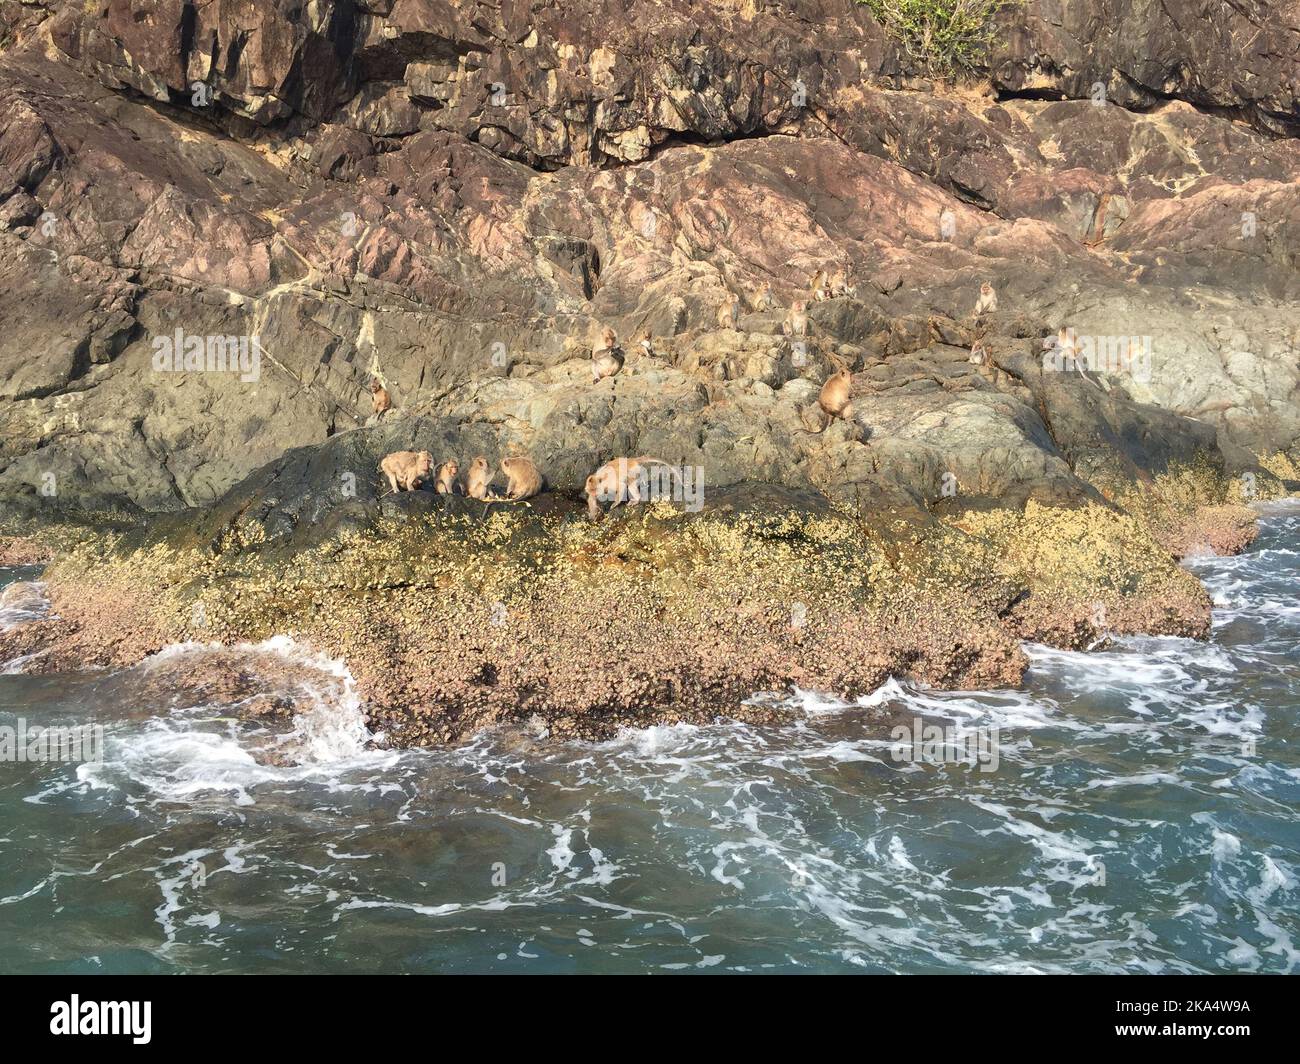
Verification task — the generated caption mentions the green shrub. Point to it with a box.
[861,0,1015,75]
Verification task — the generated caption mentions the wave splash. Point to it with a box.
[0,579,50,630]
[71,636,385,806]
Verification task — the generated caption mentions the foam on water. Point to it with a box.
[0,578,53,672]
[786,675,1075,740]
[0,579,49,630]
[68,636,390,807]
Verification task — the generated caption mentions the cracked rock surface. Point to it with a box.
[1,1,1298,527]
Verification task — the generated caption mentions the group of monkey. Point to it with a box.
[588,268,860,385]
[592,273,1003,386]
[371,375,664,517]
[366,273,997,406]
[378,450,542,501]
[367,273,1010,515]
[366,270,1001,405]
[814,278,1004,424]
[377,447,677,522]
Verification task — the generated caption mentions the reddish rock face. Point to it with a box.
[989,0,1300,136]
[0,2,1297,522]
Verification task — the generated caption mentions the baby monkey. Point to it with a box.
[370,378,391,416]
[435,460,459,494]
[634,327,655,358]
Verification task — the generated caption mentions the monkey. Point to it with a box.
[499,456,544,501]
[752,284,775,312]
[818,368,854,421]
[811,268,834,303]
[591,324,624,383]
[973,281,998,316]
[466,455,493,500]
[379,449,432,493]
[1060,329,1092,372]
[1044,327,1106,390]
[828,270,848,298]
[435,460,459,495]
[1049,326,1078,366]
[596,325,618,352]
[584,456,678,521]
[716,294,740,330]
[370,378,391,416]
[782,299,809,338]
[1044,326,1093,380]
[592,347,623,383]
[634,327,654,358]
[667,296,687,335]
[969,340,990,366]
[586,457,657,521]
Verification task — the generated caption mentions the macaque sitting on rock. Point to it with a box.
[716,295,740,330]
[782,300,809,338]
[818,368,855,421]
[591,326,623,383]
[435,460,459,494]
[466,456,493,500]
[499,456,544,501]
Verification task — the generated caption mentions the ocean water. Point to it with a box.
[0,505,1296,974]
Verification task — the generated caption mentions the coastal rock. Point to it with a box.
[0,0,1297,744]
[4,487,1220,743]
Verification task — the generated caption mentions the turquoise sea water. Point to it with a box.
[0,505,1296,973]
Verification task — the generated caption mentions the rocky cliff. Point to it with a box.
[1,0,1297,524]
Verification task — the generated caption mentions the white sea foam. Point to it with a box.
[2,649,48,674]
[75,636,388,805]
[0,580,50,632]
[793,674,1071,734]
